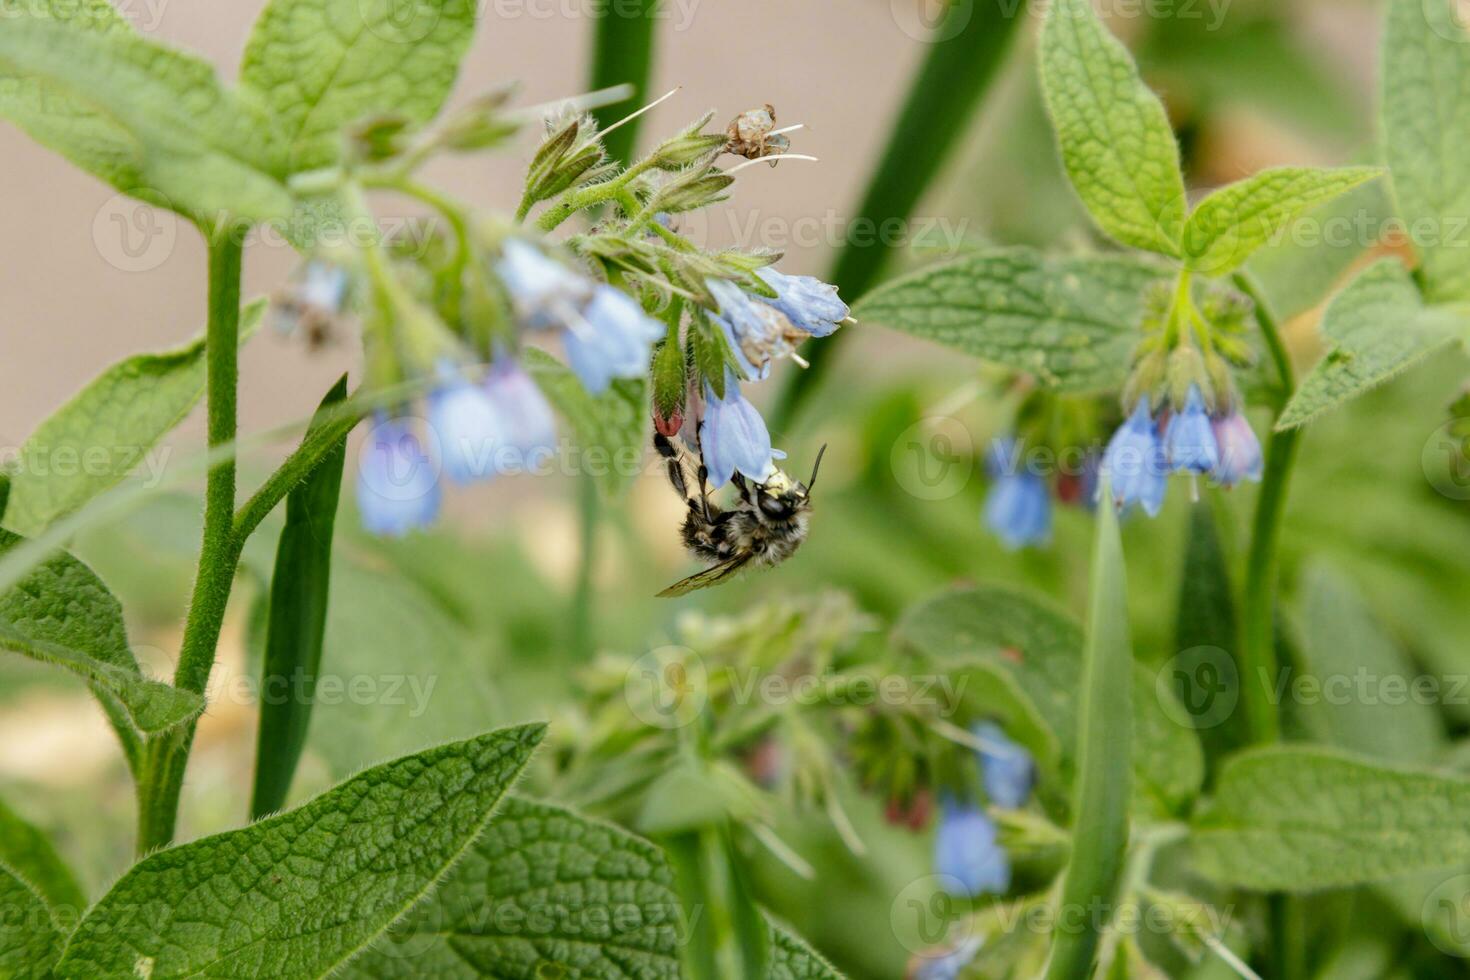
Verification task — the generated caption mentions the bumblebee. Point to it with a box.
[654,432,825,597]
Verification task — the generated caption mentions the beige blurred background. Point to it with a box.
[0,0,1378,447]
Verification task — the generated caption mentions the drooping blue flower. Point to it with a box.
[564,285,663,394]
[482,358,558,474]
[983,471,1051,550]
[428,363,505,484]
[496,239,593,327]
[972,721,1035,809]
[356,414,442,536]
[755,267,848,337]
[708,277,793,380]
[1163,385,1220,474]
[1211,410,1264,486]
[1100,400,1168,517]
[933,797,1010,898]
[700,369,778,489]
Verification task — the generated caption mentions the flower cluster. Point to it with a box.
[1101,384,1263,516]
[932,722,1035,898]
[1100,278,1263,515]
[267,91,849,536]
[982,434,1099,552]
[695,270,849,488]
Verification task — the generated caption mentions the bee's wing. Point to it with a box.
[656,554,753,598]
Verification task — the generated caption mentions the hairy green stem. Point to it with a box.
[136,232,246,854]
[534,161,655,232]
[1233,273,1297,746]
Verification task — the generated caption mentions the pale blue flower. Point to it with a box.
[700,369,778,488]
[1163,385,1220,474]
[428,363,504,484]
[483,358,558,473]
[933,798,1010,897]
[708,278,791,380]
[1101,400,1168,516]
[972,722,1035,809]
[564,286,663,394]
[983,466,1051,551]
[356,414,441,536]
[1210,410,1263,486]
[756,267,848,337]
[496,239,593,327]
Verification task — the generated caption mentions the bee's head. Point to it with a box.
[756,445,826,519]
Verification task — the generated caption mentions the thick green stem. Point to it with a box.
[1233,273,1297,747]
[136,231,246,854]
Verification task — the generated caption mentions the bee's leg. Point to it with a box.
[654,433,690,499]
[731,472,753,504]
[695,461,713,521]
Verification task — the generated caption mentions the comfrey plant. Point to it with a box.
[856,0,1470,977]
[6,0,1470,976]
[271,94,844,540]
[0,0,849,976]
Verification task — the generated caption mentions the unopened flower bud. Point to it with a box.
[440,92,521,151]
[1166,345,1210,410]
[652,168,735,214]
[347,114,412,162]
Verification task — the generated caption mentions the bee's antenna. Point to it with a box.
[807,444,828,491]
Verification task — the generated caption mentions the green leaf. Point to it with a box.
[894,585,1202,820]
[1039,0,1187,255]
[56,724,544,978]
[340,796,684,978]
[768,918,846,980]
[854,248,1165,393]
[251,377,349,819]
[1278,259,1466,429]
[1183,167,1383,276]
[0,861,64,980]
[304,558,495,779]
[3,302,265,537]
[1045,482,1133,980]
[1292,563,1444,764]
[0,796,86,916]
[1191,746,1470,891]
[0,0,138,194]
[523,347,647,499]
[0,531,202,737]
[1171,505,1249,766]
[0,14,290,224]
[239,0,477,174]
[661,826,769,980]
[1245,177,1393,322]
[1383,0,1470,302]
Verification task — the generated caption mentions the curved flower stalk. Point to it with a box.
[261,91,849,535]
